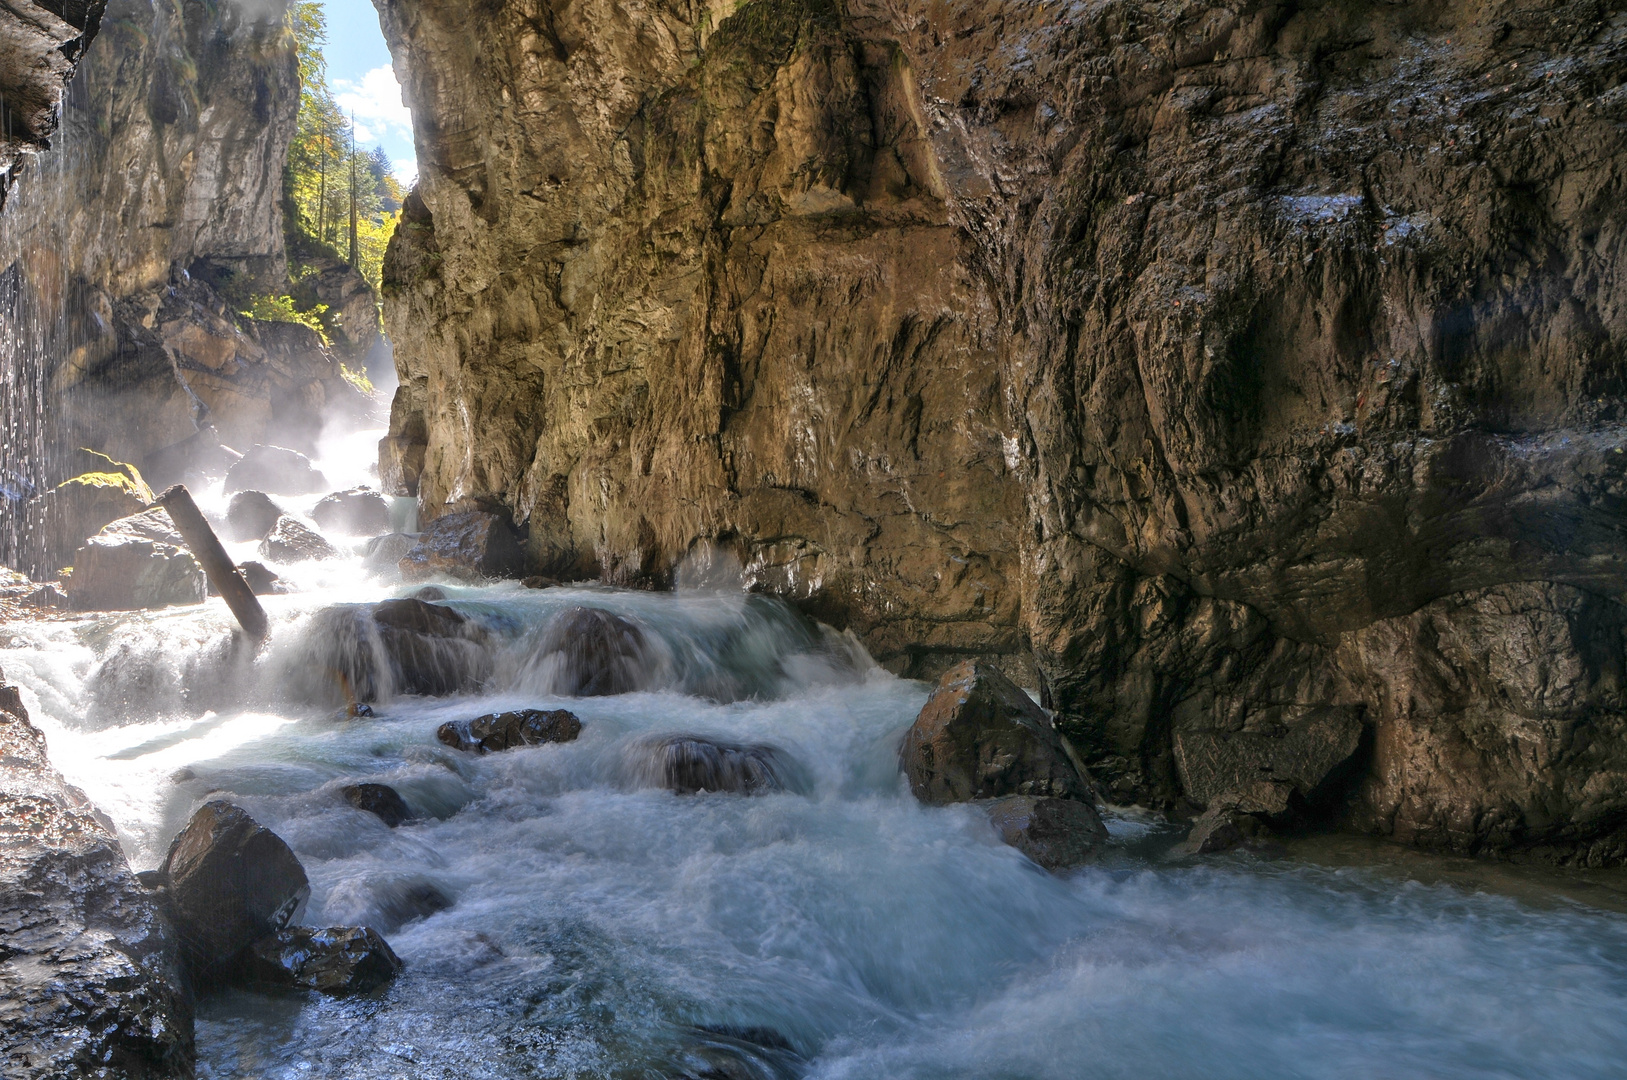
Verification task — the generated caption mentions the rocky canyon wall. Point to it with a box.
[0,0,104,209]
[379,0,1627,861]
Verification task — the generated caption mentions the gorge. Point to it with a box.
[4,0,1627,1077]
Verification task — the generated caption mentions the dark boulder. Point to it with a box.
[399,510,525,581]
[224,444,329,495]
[258,516,340,563]
[237,926,402,995]
[1173,804,1284,858]
[223,490,283,542]
[67,508,207,611]
[237,560,283,595]
[408,585,447,601]
[436,708,582,753]
[628,734,805,795]
[536,606,650,696]
[159,801,310,981]
[1172,707,1364,817]
[297,597,490,702]
[984,795,1108,872]
[341,783,412,827]
[313,487,391,535]
[899,661,1090,805]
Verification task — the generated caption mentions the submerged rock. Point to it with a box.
[159,801,310,982]
[437,708,582,753]
[237,926,402,995]
[535,606,650,696]
[899,661,1089,805]
[67,508,207,611]
[341,783,413,827]
[224,490,284,542]
[259,515,340,563]
[398,510,526,581]
[1172,708,1364,817]
[0,685,194,1079]
[629,734,803,795]
[224,445,329,496]
[323,874,452,933]
[313,487,391,535]
[984,795,1108,872]
[296,597,490,702]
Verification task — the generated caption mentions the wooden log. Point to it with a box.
[155,484,269,642]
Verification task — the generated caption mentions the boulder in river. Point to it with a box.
[67,508,207,611]
[341,783,413,827]
[0,684,195,1078]
[398,510,526,581]
[629,734,804,795]
[224,490,284,542]
[437,708,582,753]
[1172,707,1365,817]
[259,516,340,563]
[536,606,650,696]
[899,661,1090,805]
[298,597,491,702]
[313,487,391,535]
[237,926,402,995]
[237,560,283,595]
[159,800,310,981]
[984,795,1108,872]
[224,444,330,496]
[362,531,417,571]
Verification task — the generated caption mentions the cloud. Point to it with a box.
[333,65,413,144]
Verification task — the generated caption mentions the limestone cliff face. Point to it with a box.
[379,0,1627,861]
[0,0,104,209]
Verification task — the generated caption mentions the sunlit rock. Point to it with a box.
[67,509,206,611]
[224,490,283,542]
[436,708,582,753]
[224,445,329,496]
[313,487,390,535]
[398,510,526,581]
[258,515,339,563]
[900,661,1090,805]
[237,926,402,996]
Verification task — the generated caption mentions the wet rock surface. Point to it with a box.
[536,606,650,696]
[313,487,391,535]
[0,0,103,209]
[398,510,525,581]
[158,800,310,983]
[629,735,804,796]
[298,597,490,702]
[900,662,1089,806]
[236,560,283,595]
[237,926,402,996]
[0,686,194,1079]
[983,795,1108,872]
[341,783,413,827]
[1173,708,1365,817]
[68,508,206,611]
[226,445,330,497]
[224,490,283,542]
[363,531,417,571]
[259,515,339,563]
[1174,805,1283,859]
[14,462,150,580]
[437,708,582,753]
[374,0,1627,859]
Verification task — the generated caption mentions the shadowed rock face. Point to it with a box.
[376,0,1627,861]
[0,689,193,1079]
[0,0,105,209]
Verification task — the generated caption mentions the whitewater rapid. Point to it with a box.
[4,454,1627,1078]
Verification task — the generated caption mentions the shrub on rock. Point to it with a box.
[313,487,390,535]
[159,800,310,981]
[68,508,206,611]
[224,445,329,495]
[238,926,402,995]
[899,661,1090,805]
[436,708,582,753]
[398,510,525,581]
[224,490,283,542]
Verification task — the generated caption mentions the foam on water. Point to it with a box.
[5,548,1627,1078]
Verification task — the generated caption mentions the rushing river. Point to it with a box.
[5,461,1627,1079]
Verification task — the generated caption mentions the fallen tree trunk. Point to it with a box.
[155,484,269,642]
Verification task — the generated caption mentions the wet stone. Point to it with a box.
[258,515,339,563]
[1173,804,1286,858]
[236,560,282,595]
[68,508,207,611]
[312,487,391,535]
[341,783,412,827]
[223,490,283,542]
[224,444,329,496]
[984,795,1108,872]
[437,708,582,753]
[1172,707,1364,816]
[630,734,804,795]
[160,800,310,981]
[399,510,526,581]
[237,926,402,995]
[536,606,650,696]
[362,531,417,571]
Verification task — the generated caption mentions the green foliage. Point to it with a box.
[340,363,376,395]
[283,1,401,307]
[60,449,155,503]
[239,293,333,345]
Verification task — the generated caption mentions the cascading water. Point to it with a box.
[4,490,1627,1078]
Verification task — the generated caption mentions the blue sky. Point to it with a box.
[319,0,417,185]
